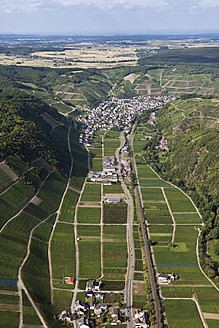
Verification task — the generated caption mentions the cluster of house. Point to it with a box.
[149,112,156,126]
[157,273,180,285]
[156,136,169,152]
[77,95,175,146]
[134,310,150,328]
[88,156,118,183]
[88,170,117,183]
[58,280,124,327]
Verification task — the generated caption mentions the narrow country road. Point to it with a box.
[48,121,74,304]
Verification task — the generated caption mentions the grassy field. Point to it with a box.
[77,206,101,223]
[53,289,73,312]
[51,223,75,280]
[103,243,127,268]
[157,266,210,285]
[32,214,56,241]
[81,183,101,202]
[193,287,219,313]
[77,224,100,237]
[103,203,127,224]
[165,188,196,212]
[174,212,201,224]
[59,189,79,223]
[78,240,101,278]
[104,138,120,156]
[1,180,33,208]
[103,183,123,194]
[91,158,103,171]
[103,225,126,242]
[140,187,165,201]
[164,299,203,328]
[22,291,42,325]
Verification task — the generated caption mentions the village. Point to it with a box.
[58,279,150,328]
[77,95,175,147]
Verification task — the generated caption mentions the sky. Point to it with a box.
[0,0,219,34]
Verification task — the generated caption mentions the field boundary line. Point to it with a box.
[161,188,176,243]
[148,164,219,292]
[71,141,90,315]
[0,169,54,234]
[48,122,73,305]
[18,211,56,328]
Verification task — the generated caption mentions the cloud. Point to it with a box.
[199,0,219,8]
[0,0,219,13]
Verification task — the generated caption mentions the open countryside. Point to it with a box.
[0,34,218,328]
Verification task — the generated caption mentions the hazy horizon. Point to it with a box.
[0,1,219,35]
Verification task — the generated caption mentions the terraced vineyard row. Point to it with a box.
[133,126,219,328]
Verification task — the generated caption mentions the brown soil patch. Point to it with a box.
[203,313,219,320]
[0,290,19,296]
[30,196,42,205]
[0,303,19,312]
[133,281,145,295]
[0,163,18,181]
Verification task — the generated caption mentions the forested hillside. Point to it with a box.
[0,74,88,327]
[139,95,219,283]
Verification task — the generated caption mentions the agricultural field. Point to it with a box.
[77,206,101,224]
[51,223,76,282]
[78,240,101,278]
[134,135,218,327]
[103,203,127,224]
[104,138,121,157]
[1,180,33,208]
[22,291,42,326]
[103,183,123,194]
[90,158,103,171]
[103,224,127,272]
[59,188,79,223]
[80,183,101,202]
[164,299,203,328]
[0,164,17,191]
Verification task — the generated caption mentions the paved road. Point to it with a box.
[129,122,161,328]
[115,132,135,328]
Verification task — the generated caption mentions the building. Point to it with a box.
[64,277,75,284]
[107,197,122,203]
[78,316,89,328]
